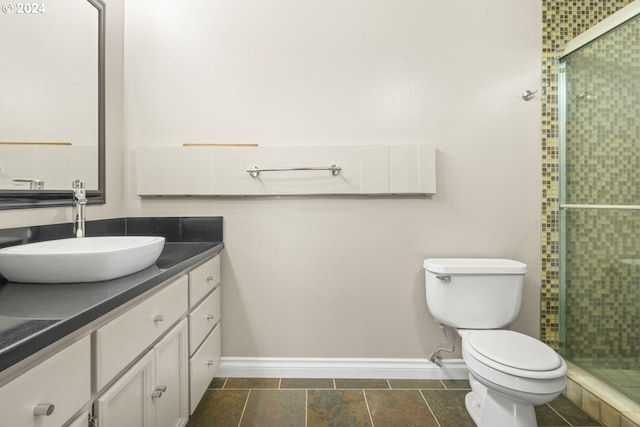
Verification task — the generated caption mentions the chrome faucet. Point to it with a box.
[72,179,87,238]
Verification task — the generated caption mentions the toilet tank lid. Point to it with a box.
[423,258,527,274]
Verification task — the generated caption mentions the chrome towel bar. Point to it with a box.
[246,164,341,178]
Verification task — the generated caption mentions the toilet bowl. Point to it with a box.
[423,258,568,427]
[459,329,567,427]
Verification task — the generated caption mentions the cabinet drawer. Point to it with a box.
[0,335,91,427]
[95,275,188,391]
[188,287,221,356]
[189,324,221,414]
[189,256,220,307]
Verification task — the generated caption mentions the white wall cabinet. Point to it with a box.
[136,145,437,196]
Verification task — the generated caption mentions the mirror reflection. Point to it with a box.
[0,0,104,206]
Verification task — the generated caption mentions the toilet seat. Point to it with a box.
[461,330,567,398]
[463,330,565,380]
[462,344,567,398]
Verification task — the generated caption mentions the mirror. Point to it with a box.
[0,0,105,209]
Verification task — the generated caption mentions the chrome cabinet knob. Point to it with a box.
[206,276,214,283]
[154,314,165,322]
[206,360,216,366]
[33,403,55,416]
[206,314,215,321]
[152,385,167,398]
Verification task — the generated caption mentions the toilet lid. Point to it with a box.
[466,330,562,371]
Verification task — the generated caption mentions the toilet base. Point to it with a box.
[465,377,537,427]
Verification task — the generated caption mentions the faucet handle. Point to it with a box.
[72,180,87,203]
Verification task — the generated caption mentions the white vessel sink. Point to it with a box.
[0,236,165,283]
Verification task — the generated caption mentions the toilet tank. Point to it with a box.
[423,258,527,329]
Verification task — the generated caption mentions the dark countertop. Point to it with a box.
[0,241,224,373]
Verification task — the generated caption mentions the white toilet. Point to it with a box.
[423,258,567,427]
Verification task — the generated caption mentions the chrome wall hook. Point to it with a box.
[522,89,538,101]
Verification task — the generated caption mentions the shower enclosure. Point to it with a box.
[559,6,640,404]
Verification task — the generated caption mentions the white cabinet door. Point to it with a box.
[155,319,188,427]
[95,320,189,427]
[94,351,155,427]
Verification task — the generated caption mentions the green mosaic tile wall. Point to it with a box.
[540,0,633,350]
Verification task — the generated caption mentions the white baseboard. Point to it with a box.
[218,357,468,380]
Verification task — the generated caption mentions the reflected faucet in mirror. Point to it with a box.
[72,179,87,238]
[11,179,44,190]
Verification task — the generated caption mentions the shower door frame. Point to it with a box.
[558,59,568,358]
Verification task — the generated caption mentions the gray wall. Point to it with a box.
[125,0,543,359]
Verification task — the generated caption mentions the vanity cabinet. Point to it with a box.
[0,335,91,427]
[94,253,222,424]
[0,251,221,427]
[94,319,189,427]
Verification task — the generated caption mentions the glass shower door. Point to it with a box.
[559,13,640,404]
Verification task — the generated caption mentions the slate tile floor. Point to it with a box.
[187,378,603,427]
